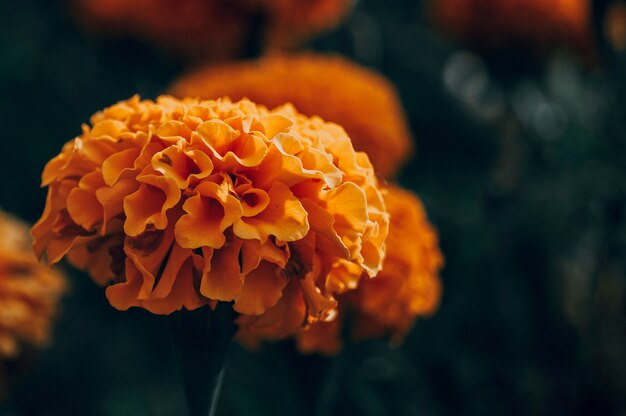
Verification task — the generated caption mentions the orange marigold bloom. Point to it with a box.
[170,53,413,178]
[73,0,251,61]
[431,0,591,55]
[248,0,353,49]
[0,212,65,395]
[32,96,389,341]
[73,0,351,60]
[294,184,443,355]
[605,2,626,51]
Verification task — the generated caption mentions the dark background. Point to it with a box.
[1,0,625,415]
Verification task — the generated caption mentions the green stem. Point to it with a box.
[173,303,236,416]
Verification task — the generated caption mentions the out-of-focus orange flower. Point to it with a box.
[294,184,443,355]
[605,3,626,51]
[431,0,592,56]
[0,212,65,396]
[33,96,389,342]
[170,53,413,178]
[73,0,352,60]
[249,0,353,49]
[73,0,250,61]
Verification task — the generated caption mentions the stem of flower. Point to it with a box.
[173,302,236,416]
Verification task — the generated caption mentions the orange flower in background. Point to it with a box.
[170,53,413,178]
[32,96,389,341]
[295,184,443,355]
[249,0,354,49]
[73,0,250,61]
[73,0,352,60]
[431,0,592,56]
[605,2,626,51]
[0,212,65,396]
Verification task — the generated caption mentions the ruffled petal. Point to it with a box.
[234,261,288,315]
[123,173,180,236]
[233,182,308,243]
[199,238,244,301]
[174,179,242,249]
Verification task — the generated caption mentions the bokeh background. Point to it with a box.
[1,0,625,415]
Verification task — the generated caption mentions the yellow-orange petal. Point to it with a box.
[233,261,288,315]
[233,182,309,243]
[66,170,105,231]
[105,258,143,311]
[146,242,194,300]
[174,180,242,249]
[123,173,180,237]
[199,238,244,301]
[141,257,205,314]
[240,239,289,275]
[235,278,306,342]
[101,148,137,186]
[301,198,349,259]
[298,254,337,321]
[152,144,214,189]
[321,182,368,259]
[124,226,176,301]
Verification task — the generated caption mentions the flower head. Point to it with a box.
[0,212,65,394]
[170,53,413,177]
[605,2,626,52]
[73,0,251,61]
[247,0,353,49]
[32,96,389,340]
[294,184,443,355]
[73,0,351,60]
[431,0,591,55]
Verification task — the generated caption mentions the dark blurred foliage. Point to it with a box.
[1,0,625,415]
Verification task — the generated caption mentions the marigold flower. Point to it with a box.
[0,212,65,395]
[32,96,389,341]
[430,0,591,55]
[170,53,413,178]
[73,0,253,61]
[73,0,351,60]
[248,0,353,49]
[293,184,443,355]
[605,2,626,51]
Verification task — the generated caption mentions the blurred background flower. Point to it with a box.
[429,0,593,62]
[72,0,353,61]
[0,212,65,401]
[170,53,413,177]
[295,183,443,355]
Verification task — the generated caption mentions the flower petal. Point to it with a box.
[199,238,244,301]
[233,261,288,315]
[123,173,180,237]
[233,182,308,243]
[174,179,242,249]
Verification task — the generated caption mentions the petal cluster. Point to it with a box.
[431,0,591,55]
[294,184,443,355]
[170,53,413,177]
[32,96,389,342]
[0,212,65,390]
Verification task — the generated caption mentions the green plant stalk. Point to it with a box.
[173,302,236,416]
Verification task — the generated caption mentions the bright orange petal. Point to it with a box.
[233,182,308,243]
[234,261,288,315]
[200,238,244,301]
[174,179,242,249]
